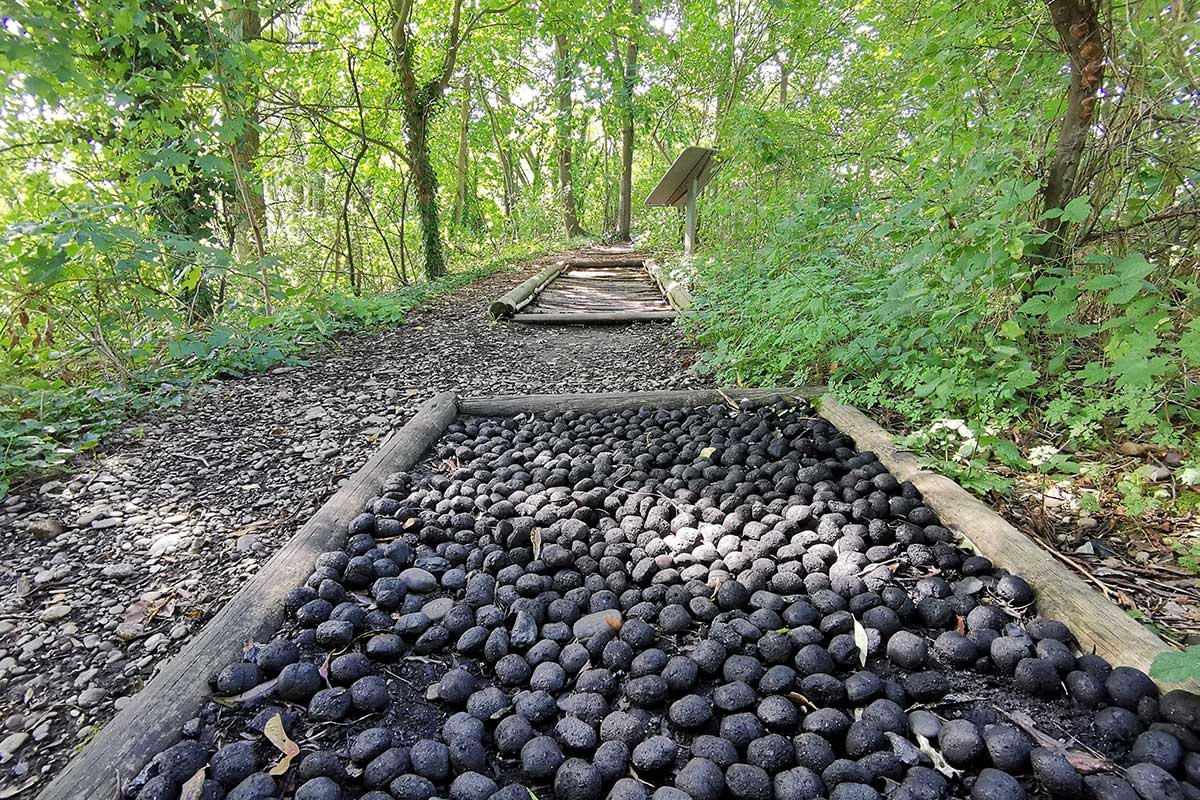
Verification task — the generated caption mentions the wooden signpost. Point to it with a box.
[646,146,717,255]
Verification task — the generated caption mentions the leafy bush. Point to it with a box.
[682,101,1196,486]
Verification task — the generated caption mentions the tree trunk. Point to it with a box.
[1036,0,1105,262]
[389,0,453,281]
[616,0,640,242]
[230,3,267,263]
[554,33,583,237]
[452,73,471,230]
[778,56,789,106]
[407,106,446,278]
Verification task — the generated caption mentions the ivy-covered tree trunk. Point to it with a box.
[616,0,640,242]
[390,0,450,280]
[404,99,446,279]
[1036,0,1105,262]
[554,33,583,237]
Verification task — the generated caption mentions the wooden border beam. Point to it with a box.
[510,310,678,324]
[488,260,568,319]
[644,258,692,312]
[816,394,1188,688]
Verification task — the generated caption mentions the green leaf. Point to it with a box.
[1151,647,1200,684]
[1004,365,1039,390]
[999,320,1023,339]
[1085,274,1121,291]
[1060,196,1092,223]
[1106,280,1147,306]
[1018,295,1051,315]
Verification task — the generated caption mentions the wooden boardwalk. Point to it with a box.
[492,249,680,324]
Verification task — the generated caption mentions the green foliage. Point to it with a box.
[679,0,1196,485]
[1151,646,1200,684]
[0,248,534,496]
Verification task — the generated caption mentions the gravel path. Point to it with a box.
[0,254,706,793]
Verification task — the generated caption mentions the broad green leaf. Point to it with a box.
[1151,647,1200,684]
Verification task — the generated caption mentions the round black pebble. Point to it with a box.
[1030,747,1082,798]
[276,662,323,703]
[725,763,772,800]
[553,758,602,800]
[675,758,725,800]
[1014,657,1061,698]
[939,719,984,767]
[971,768,1026,800]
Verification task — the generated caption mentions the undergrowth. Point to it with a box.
[0,246,544,498]
[678,173,1197,495]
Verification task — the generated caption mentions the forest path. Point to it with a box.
[0,251,706,790]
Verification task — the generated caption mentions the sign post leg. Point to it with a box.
[683,176,697,256]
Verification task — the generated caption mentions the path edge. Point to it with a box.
[816,393,1190,690]
[36,392,459,800]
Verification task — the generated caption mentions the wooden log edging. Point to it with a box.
[488,260,567,319]
[458,387,824,418]
[510,310,679,325]
[36,392,460,800]
[816,395,1186,689]
[644,258,693,312]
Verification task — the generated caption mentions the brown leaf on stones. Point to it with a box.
[179,767,206,800]
[605,614,623,630]
[1004,709,1114,774]
[213,676,279,707]
[788,692,816,711]
[265,712,301,775]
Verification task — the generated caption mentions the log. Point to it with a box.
[566,257,646,268]
[816,394,1189,688]
[36,392,460,800]
[645,258,693,311]
[511,311,678,324]
[458,386,824,417]
[488,260,567,318]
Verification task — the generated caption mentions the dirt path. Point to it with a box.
[0,254,708,791]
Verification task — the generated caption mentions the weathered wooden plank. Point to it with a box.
[36,392,461,800]
[816,395,1191,689]
[645,258,692,312]
[566,257,646,268]
[511,311,679,324]
[488,260,567,318]
[458,387,825,417]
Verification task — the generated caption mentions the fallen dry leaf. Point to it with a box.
[853,618,869,667]
[264,713,300,775]
[531,529,543,559]
[788,692,816,711]
[213,676,278,707]
[916,733,963,779]
[179,766,206,800]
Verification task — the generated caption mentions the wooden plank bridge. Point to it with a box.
[490,249,684,324]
